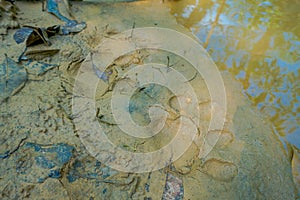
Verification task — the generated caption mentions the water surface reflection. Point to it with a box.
[166,0,300,148]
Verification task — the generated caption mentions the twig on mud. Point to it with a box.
[98,114,119,126]
[167,56,170,67]
[1,136,28,159]
[166,56,181,72]
[4,54,9,92]
[184,71,197,82]
[130,21,136,39]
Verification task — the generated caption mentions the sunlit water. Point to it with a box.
[166,0,300,148]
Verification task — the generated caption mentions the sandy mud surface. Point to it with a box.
[0,0,297,199]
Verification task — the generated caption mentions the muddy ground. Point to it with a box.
[0,0,298,199]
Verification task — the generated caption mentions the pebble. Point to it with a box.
[200,158,238,182]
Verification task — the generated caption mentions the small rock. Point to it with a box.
[200,158,238,182]
[173,142,199,174]
[162,173,184,200]
[206,130,234,149]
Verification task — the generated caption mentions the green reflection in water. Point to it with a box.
[166,0,300,147]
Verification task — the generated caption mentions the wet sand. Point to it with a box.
[0,1,297,199]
